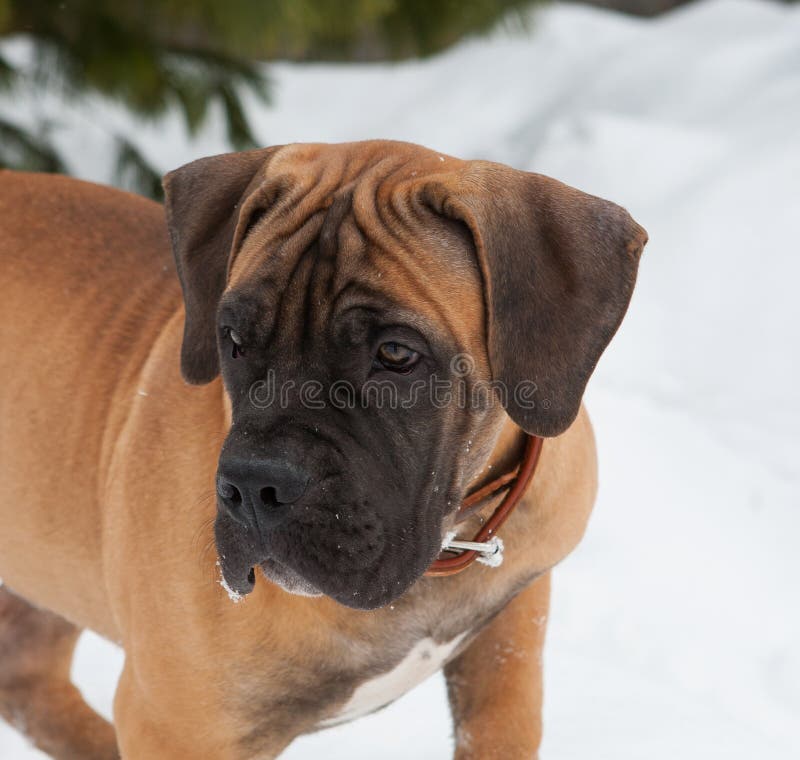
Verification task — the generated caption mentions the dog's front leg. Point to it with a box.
[444,571,551,760]
[113,661,293,760]
[113,664,226,759]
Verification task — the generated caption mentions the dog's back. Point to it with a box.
[0,171,178,629]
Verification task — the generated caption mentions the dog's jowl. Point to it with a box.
[0,141,646,759]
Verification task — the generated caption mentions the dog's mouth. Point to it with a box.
[218,545,386,606]
[215,527,437,610]
[213,494,408,606]
[258,558,323,598]
[215,531,384,605]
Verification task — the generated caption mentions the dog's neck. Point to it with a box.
[458,418,530,526]
[471,418,528,492]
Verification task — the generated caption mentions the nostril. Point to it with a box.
[259,486,280,508]
[217,479,242,504]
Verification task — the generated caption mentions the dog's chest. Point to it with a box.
[318,631,470,728]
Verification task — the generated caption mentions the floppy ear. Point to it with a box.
[162,148,275,384]
[421,164,647,437]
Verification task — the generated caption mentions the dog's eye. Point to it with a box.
[375,342,419,373]
[223,327,245,359]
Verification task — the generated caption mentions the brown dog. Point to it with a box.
[0,140,646,759]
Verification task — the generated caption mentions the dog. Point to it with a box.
[0,140,646,759]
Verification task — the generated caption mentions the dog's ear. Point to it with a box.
[162,148,275,384]
[421,164,647,437]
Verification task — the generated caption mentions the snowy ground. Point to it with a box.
[2,0,799,757]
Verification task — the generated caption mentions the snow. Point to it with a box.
[217,560,244,604]
[2,0,799,757]
[475,536,505,568]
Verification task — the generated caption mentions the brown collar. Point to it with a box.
[425,434,544,577]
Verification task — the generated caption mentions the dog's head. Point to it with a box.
[163,141,646,609]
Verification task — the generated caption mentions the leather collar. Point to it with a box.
[425,434,543,577]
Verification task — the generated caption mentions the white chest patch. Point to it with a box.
[319,632,469,728]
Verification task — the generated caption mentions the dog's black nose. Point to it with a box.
[216,456,309,530]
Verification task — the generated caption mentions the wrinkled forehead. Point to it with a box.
[227,142,486,350]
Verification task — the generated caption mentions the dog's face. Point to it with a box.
[164,141,647,609]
